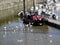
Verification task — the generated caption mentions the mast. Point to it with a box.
[23,0,26,15]
[33,0,35,11]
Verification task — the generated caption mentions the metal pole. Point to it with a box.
[23,0,25,15]
[33,0,35,11]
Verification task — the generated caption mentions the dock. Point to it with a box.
[44,18,60,29]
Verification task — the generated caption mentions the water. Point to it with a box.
[0,6,60,45]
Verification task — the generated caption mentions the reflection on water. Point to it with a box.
[0,16,60,45]
[0,17,49,45]
[24,25,48,34]
[0,15,18,26]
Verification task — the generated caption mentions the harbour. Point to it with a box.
[0,0,60,45]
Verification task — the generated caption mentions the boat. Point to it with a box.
[23,11,44,26]
[17,0,58,26]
